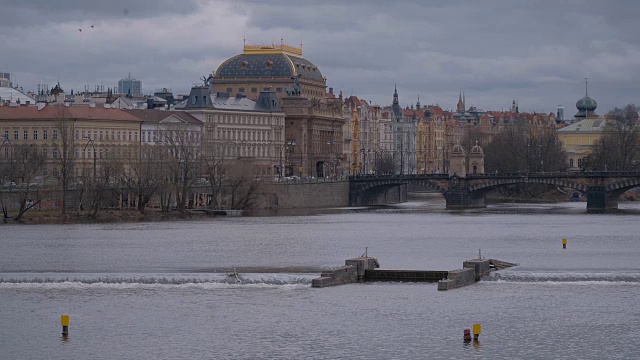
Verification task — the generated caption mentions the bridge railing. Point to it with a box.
[349,171,640,181]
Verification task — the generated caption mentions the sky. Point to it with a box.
[1,0,639,115]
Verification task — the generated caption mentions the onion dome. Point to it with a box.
[575,78,597,118]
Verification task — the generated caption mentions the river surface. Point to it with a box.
[2,195,640,359]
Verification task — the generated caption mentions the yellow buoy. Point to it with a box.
[473,323,481,335]
[61,314,70,336]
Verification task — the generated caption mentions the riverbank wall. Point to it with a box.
[256,181,349,209]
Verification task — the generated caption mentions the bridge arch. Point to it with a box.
[469,177,588,194]
[606,178,640,193]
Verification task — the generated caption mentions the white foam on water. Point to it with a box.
[0,272,315,289]
[484,271,640,285]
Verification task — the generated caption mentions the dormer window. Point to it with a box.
[266,61,273,69]
[241,61,249,70]
[192,96,198,105]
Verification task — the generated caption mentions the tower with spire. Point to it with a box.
[456,90,466,113]
[392,85,402,122]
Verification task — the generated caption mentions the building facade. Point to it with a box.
[176,85,286,177]
[212,43,346,178]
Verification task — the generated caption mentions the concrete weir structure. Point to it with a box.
[312,257,514,289]
[311,257,379,288]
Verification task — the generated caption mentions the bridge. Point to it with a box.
[348,172,640,211]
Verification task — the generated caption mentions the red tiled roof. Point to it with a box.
[325,92,336,99]
[0,105,141,121]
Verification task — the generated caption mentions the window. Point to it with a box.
[276,88,282,93]
[14,130,18,140]
[82,130,86,139]
[129,132,132,141]
[226,87,232,92]
[52,148,58,158]
[251,87,257,93]
[239,88,245,93]
[33,130,38,140]
[43,129,48,140]
[569,158,574,168]
[117,131,121,141]
[24,130,28,140]
[75,130,79,140]
[111,131,115,140]
[53,130,58,140]
[578,158,583,168]
[100,131,103,141]
[75,149,79,158]
[3,130,8,139]
[142,131,146,142]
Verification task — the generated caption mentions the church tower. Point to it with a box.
[392,85,402,122]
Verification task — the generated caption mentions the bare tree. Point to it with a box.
[87,153,124,217]
[122,144,162,214]
[203,141,232,209]
[484,122,566,173]
[584,104,640,171]
[375,151,395,175]
[163,126,201,212]
[51,106,76,215]
[10,144,48,221]
[225,159,261,210]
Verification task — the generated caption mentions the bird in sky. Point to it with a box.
[91,25,94,28]
[78,28,82,32]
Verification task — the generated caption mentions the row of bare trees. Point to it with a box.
[584,104,640,171]
[0,109,263,220]
[463,122,567,174]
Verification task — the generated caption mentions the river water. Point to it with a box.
[2,195,640,359]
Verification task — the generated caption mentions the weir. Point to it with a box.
[311,256,516,289]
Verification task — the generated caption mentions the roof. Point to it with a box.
[123,109,202,125]
[175,86,282,113]
[557,117,607,133]
[0,87,35,104]
[0,104,141,121]
[215,52,324,82]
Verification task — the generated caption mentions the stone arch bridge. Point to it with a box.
[349,172,640,211]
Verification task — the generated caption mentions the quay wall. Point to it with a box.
[257,181,349,209]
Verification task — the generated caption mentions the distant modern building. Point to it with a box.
[0,72,11,88]
[118,74,142,96]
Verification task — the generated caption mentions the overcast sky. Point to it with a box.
[1,0,639,114]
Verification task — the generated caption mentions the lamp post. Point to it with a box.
[83,136,96,180]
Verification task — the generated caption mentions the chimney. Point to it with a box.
[329,87,334,95]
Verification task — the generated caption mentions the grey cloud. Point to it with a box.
[2,0,640,114]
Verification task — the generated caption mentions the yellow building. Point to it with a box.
[557,117,607,170]
[557,84,604,170]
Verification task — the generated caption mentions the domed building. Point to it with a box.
[210,42,346,178]
[212,42,327,101]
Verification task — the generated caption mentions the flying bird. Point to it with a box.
[91,25,94,28]
[78,28,82,32]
